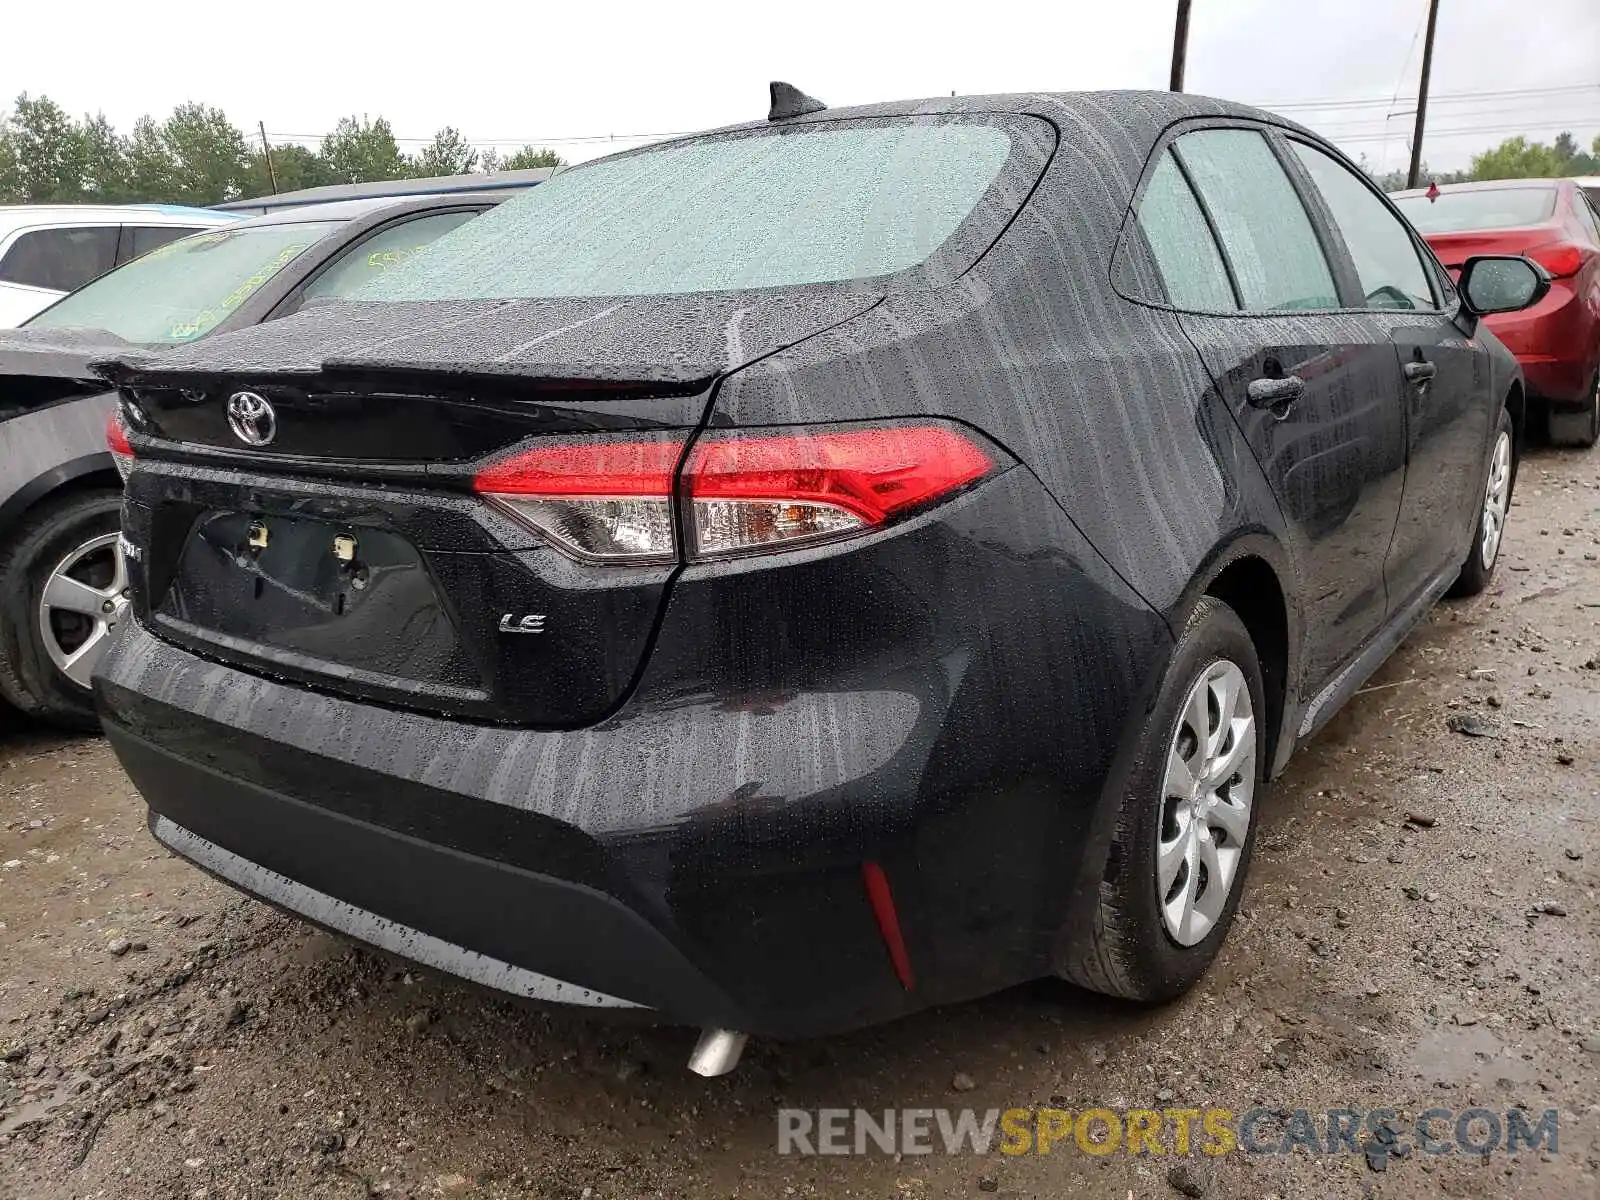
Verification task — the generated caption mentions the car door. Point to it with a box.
[1142,126,1408,688]
[0,224,119,325]
[1284,138,1491,610]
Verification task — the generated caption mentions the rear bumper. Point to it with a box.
[1485,283,1600,406]
[97,468,1172,1037]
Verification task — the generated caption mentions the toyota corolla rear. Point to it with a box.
[93,109,1170,1049]
[1394,181,1600,405]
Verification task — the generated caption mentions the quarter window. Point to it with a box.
[1174,130,1339,312]
[1137,153,1237,310]
[301,211,480,302]
[0,226,119,292]
[1290,141,1435,310]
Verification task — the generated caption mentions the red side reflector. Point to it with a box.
[1525,241,1583,279]
[472,438,686,496]
[686,425,992,524]
[106,412,132,456]
[861,861,916,991]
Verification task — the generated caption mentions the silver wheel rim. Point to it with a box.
[1480,431,1511,571]
[1158,659,1256,947]
[38,532,128,690]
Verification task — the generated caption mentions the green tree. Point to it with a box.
[1471,132,1600,180]
[0,93,88,201]
[500,144,564,171]
[80,113,131,201]
[245,141,335,197]
[407,126,478,177]
[123,105,251,204]
[161,103,251,203]
[321,116,406,183]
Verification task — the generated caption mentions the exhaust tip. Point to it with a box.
[688,1028,748,1077]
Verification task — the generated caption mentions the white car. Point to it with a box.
[0,205,241,327]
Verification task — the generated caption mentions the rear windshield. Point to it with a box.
[358,122,1017,300]
[1393,187,1557,233]
[25,223,338,344]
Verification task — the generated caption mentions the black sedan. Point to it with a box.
[0,193,513,727]
[95,87,1545,1073]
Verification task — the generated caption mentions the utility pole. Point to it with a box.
[1169,0,1192,91]
[258,121,279,193]
[1407,0,1441,189]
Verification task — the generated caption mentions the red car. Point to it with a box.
[1394,178,1600,446]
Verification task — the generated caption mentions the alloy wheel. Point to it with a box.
[37,532,129,689]
[1479,430,1512,571]
[1158,659,1256,947]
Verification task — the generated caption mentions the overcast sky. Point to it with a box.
[4,0,1597,174]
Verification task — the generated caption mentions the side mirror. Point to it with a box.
[1458,255,1551,317]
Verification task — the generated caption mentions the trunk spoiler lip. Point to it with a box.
[92,358,721,399]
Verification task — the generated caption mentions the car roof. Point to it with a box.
[216,168,554,213]
[219,193,518,230]
[1390,178,1564,199]
[666,87,1314,144]
[0,204,240,234]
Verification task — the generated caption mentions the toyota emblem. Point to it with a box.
[227,391,277,447]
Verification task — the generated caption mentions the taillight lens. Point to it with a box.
[106,412,133,481]
[685,425,992,557]
[474,438,682,563]
[1525,240,1583,279]
[473,423,994,563]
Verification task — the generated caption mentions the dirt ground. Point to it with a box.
[1,443,1596,1200]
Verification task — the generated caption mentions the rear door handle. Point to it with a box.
[1246,375,1305,410]
[1403,360,1437,384]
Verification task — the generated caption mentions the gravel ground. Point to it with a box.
[1,443,1596,1200]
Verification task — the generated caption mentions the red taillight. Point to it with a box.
[472,439,682,496]
[106,413,133,481]
[472,423,993,563]
[1525,240,1584,279]
[473,437,685,563]
[685,425,992,557]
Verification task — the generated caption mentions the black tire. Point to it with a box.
[1449,406,1516,599]
[1546,372,1599,449]
[0,489,123,731]
[1061,595,1266,1002]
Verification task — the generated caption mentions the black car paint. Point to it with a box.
[94,91,1523,1038]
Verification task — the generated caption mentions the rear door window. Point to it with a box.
[1289,141,1436,310]
[1174,129,1340,311]
[0,226,119,291]
[1136,152,1238,311]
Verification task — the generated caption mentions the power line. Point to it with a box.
[1250,83,1598,113]
[1334,116,1600,145]
[257,83,1600,154]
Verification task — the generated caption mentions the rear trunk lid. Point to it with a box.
[1423,224,1563,272]
[104,291,879,727]
[0,327,131,418]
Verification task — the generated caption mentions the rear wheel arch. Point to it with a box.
[0,453,119,545]
[1504,379,1526,451]
[1197,552,1291,776]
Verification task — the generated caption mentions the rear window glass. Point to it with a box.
[26,223,338,344]
[359,123,1017,300]
[1393,187,1557,233]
